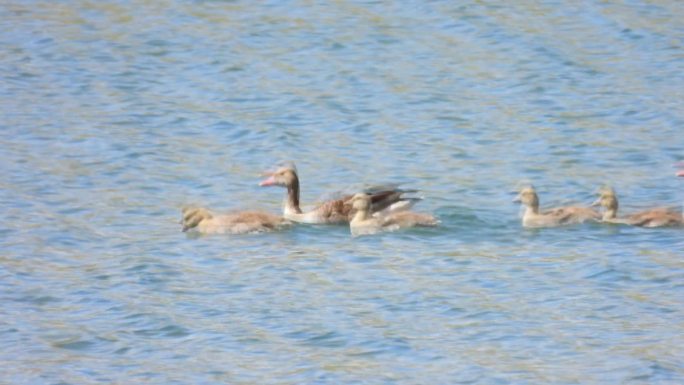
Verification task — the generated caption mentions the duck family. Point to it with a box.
[181,162,684,236]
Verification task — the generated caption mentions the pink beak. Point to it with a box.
[259,174,277,186]
[674,162,684,177]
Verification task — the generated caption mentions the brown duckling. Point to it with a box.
[513,186,599,228]
[349,193,438,236]
[592,187,682,228]
[181,207,290,234]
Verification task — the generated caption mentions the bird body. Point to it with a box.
[592,187,682,228]
[513,187,599,228]
[181,207,289,234]
[260,163,419,224]
[349,193,438,236]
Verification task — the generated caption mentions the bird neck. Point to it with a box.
[603,198,618,220]
[352,207,372,223]
[284,176,302,214]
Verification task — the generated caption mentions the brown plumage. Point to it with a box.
[592,187,682,228]
[259,163,419,224]
[181,207,289,234]
[349,193,438,236]
[513,186,599,228]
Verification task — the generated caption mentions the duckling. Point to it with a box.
[181,207,290,234]
[513,186,599,228]
[349,193,438,236]
[591,187,682,228]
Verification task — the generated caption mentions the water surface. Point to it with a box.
[1,1,684,384]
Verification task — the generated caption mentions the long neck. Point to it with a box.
[285,175,302,214]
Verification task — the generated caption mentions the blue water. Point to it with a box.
[1,1,683,384]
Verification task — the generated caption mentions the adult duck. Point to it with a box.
[591,187,682,228]
[349,193,438,236]
[181,207,290,234]
[513,186,599,228]
[259,163,419,224]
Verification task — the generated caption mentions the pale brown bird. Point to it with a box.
[181,207,290,234]
[513,186,599,228]
[592,187,682,228]
[349,193,438,236]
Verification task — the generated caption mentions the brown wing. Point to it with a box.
[382,211,439,228]
[628,209,682,227]
[545,206,599,224]
[545,208,577,225]
[369,191,407,212]
[313,199,350,223]
[316,187,418,223]
[232,211,287,230]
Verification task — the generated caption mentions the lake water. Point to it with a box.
[1,1,683,384]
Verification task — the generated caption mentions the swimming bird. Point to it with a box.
[349,193,439,236]
[180,206,290,234]
[513,186,600,228]
[591,187,682,228]
[259,163,419,224]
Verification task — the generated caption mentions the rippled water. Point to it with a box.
[2,1,684,384]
